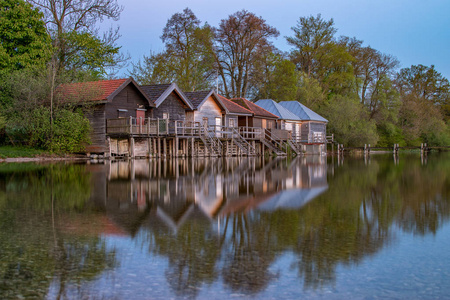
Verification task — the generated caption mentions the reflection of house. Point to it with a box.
[87,156,328,235]
[257,187,328,211]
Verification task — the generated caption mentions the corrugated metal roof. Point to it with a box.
[279,101,328,122]
[255,99,301,121]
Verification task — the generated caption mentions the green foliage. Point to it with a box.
[6,106,91,153]
[322,95,378,146]
[253,54,298,101]
[296,72,326,111]
[62,31,120,79]
[0,146,45,158]
[0,0,52,72]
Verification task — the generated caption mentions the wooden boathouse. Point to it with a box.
[58,78,329,158]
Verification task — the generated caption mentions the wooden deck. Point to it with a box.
[104,117,328,158]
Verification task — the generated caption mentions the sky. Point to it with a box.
[102,0,450,79]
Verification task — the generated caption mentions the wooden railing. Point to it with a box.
[107,117,169,135]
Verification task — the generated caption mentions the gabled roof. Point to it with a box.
[217,95,252,116]
[255,99,301,121]
[279,101,328,122]
[140,83,194,110]
[56,77,155,107]
[231,98,279,119]
[184,90,227,112]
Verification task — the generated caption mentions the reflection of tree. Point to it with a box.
[0,164,116,299]
[221,212,279,295]
[145,208,220,299]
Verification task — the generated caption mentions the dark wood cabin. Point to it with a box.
[57,77,154,154]
[184,90,228,128]
[140,83,194,122]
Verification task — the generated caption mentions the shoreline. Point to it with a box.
[0,155,89,163]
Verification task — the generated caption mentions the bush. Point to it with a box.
[321,95,379,147]
[6,106,91,153]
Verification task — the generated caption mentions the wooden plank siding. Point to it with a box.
[153,91,189,121]
[85,105,107,153]
[105,84,153,120]
[193,95,223,126]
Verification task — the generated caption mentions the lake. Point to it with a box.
[0,153,449,299]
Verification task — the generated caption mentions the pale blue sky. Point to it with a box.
[105,0,450,79]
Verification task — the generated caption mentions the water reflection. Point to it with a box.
[0,153,449,299]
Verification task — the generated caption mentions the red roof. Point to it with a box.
[232,98,279,119]
[56,78,128,102]
[217,94,252,115]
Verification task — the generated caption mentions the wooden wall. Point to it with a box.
[301,121,327,142]
[224,115,238,127]
[153,91,189,121]
[194,95,223,126]
[105,84,153,119]
[85,104,107,153]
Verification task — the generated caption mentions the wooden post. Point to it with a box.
[368,144,370,154]
[175,137,179,157]
[157,118,160,136]
[163,138,167,158]
[157,138,161,158]
[147,137,152,157]
[129,137,135,158]
[129,116,133,134]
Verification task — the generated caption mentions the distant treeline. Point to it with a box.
[0,1,449,150]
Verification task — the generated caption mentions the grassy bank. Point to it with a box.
[0,146,46,159]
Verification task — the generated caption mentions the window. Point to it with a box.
[202,117,208,126]
[117,109,128,118]
[229,118,235,128]
[162,112,169,119]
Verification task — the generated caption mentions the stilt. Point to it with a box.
[129,136,135,158]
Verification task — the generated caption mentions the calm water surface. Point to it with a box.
[0,153,449,299]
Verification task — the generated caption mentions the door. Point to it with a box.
[295,123,301,142]
[215,117,222,137]
[136,110,145,125]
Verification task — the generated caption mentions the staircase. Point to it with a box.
[231,128,256,156]
[287,139,302,156]
[200,125,223,156]
[261,129,287,156]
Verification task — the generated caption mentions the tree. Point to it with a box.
[286,14,336,78]
[395,65,450,145]
[252,54,298,101]
[26,0,125,78]
[0,0,51,73]
[130,8,214,91]
[322,95,379,146]
[286,15,354,95]
[396,64,450,121]
[212,10,279,98]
